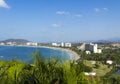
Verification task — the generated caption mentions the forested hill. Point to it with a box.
[1,39,30,43]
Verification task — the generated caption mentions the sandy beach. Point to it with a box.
[64,48,80,60]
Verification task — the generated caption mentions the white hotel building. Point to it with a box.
[78,43,102,54]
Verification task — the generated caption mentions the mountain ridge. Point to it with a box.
[0,39,30,43]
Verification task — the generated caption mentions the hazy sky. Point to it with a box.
[0,0,120,42]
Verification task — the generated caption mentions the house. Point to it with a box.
[52,42,72,47]
[65,43,72,47]
[26,42,38,46]
[6,42,17,46]
[97,48,102,53]
[52,43,61,47]
[85,50,91,54]
[84,72,96,76]
[106,60,113,65]
[0,42,5,45]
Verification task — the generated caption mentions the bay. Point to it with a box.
[0,46,75,62]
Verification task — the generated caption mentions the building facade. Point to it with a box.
[78,43,102,54]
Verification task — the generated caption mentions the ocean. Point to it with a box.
[0,46,75,62]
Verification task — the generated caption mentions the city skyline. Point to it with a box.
[0,0,120,42]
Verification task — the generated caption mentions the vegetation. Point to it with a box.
[0,51,94,84]
[71,45,120,83]
[84,60,112,76]
[0,49,120,84]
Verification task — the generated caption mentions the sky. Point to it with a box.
[0,0,120,42]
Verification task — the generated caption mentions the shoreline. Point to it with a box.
[39,46,80,60]
[0,45,80,61]
[29,45,80,60]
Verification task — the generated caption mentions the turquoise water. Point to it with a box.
[0,46,74,62]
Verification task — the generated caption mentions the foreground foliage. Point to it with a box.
[0,51,119,84]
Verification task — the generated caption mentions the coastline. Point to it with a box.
[37,46,80,60]
[0,45,80,61]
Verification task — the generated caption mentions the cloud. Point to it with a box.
[56,11,65,15]
[74,14,83,17]
[52,24,62,28]
[94,7,109,12]
[94,8,100,12]
[56,11,83,17]
[103,8,109,11]
[56,11,69,15]
[0,0,10,8]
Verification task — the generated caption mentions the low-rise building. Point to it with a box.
[65,43,72,47]
[84,72,96,76]
[52,43,60,47]
[26,42,38,46]
[85,50,91,54]
[6,42,13,45]
[0,42,5,45]
[111,43,120,47]
[106,60,113,65]
[97,49,102,53]
[52,42,72,47]
[6,42,17,46]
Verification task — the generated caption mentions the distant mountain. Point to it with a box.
[2,39,30,43]
[95,40,112,43]
[107,37,120,42]
[96,37,120,43]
